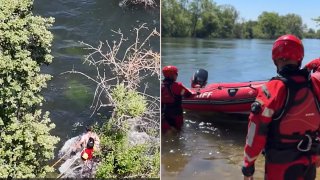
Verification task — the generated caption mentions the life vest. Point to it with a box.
[161,81,183,127]
[161,81,182,109]
[81,148,93,161]
[266,71,320,163]
[161,81,176,104]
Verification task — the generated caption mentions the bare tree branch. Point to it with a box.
[62,24,160,137]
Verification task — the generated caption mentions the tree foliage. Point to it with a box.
[216,5,239,38]
[308,17,320,39]
[281,14,304,38]
[162,0,192,37]
[111,84,146,118]
[313,16,320,26]
[304,28,320,39]
[0,0,59,178]
[256,12,281,39]
[162,0,319,39]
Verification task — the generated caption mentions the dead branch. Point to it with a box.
[62,24,160,137]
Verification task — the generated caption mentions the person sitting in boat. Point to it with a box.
[161,65,195,133]
[242,34,320,180]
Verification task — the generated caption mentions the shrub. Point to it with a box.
[111,84,147,118]
[0,0,59,178]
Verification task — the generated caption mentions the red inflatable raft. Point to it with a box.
[182,69,266,114]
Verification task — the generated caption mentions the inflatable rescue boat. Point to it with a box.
[182,69,266,114]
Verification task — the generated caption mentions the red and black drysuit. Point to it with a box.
[81,137,95,161]
[243,66,320,180]
[161,79,193,133]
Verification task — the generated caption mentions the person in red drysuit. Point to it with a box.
[80,136,95,171]
[242,34,320,180]
[305,57,320,73]
[161,65,195,133]
[81,147,94,161]
[80,137,95,161]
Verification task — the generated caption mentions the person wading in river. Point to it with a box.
[161,65,195,133]
[242,34,320,180]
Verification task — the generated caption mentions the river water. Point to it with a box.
[161,38,320,180]
[33,0,160,163]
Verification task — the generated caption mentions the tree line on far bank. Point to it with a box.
[162,0,320,39]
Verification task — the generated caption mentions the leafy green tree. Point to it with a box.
[189,0,201,37]
[257,12,281,39]
[304,28,317,39]
[313,16,320,26]
[161,0,191,37]
[161,0,177,37]
[216,5,239,38]
[255,12,304,39]
[233,22,243,39]
[308,28,316,34]
[0,0,59,178]
[280,14,303,38]
[197,11,220,38]
[312,16,320,38]
[194,0,220,38]
[243,20,258,39]
[317,29,320,38]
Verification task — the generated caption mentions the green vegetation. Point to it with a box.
[0,0,59,178]
[69,25,160,178]
[95,84,159,178]
[313,16,320,26]
[310,16,320,38]
[162,0,320,39]
[111,84,146,118]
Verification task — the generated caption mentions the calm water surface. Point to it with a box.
[33,0,160,160]
[161,38,320,180]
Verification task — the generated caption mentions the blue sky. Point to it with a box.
[213,0,320,30]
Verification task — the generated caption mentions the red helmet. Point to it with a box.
[162,65,178,78]
[272,34,304,63]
